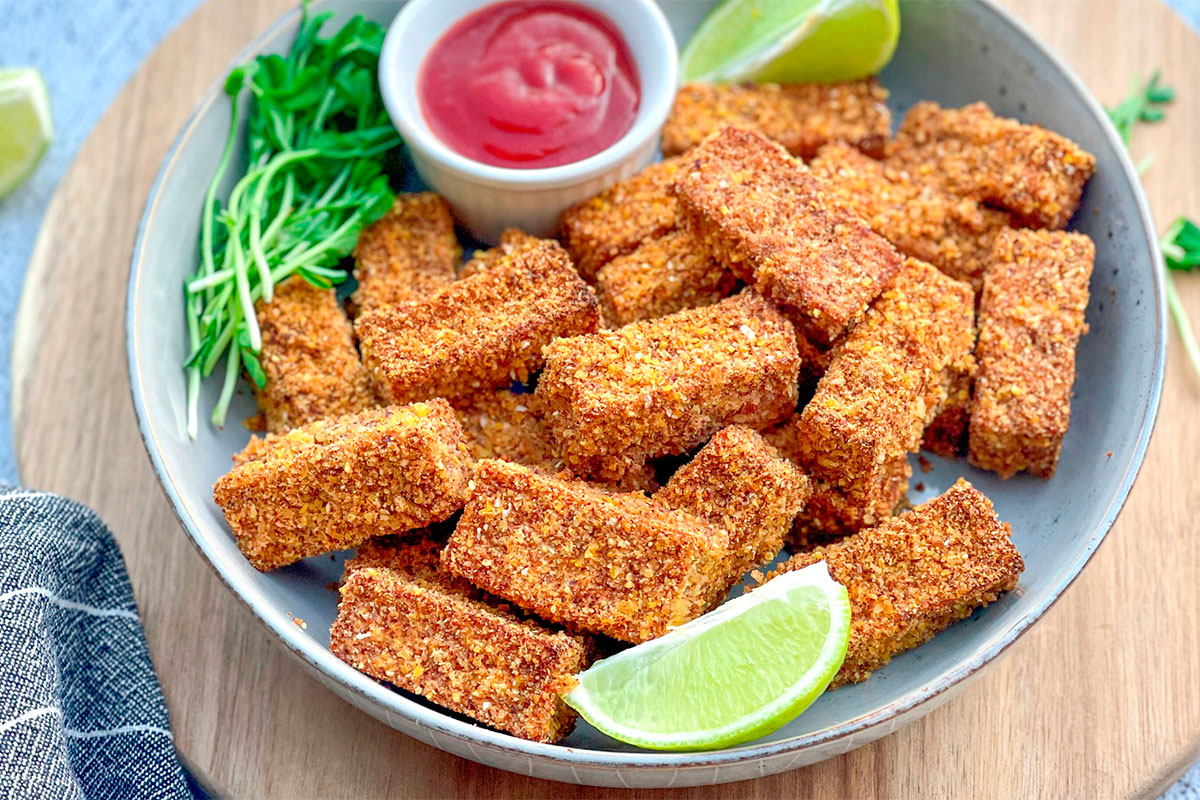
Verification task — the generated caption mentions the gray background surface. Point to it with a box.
[1,0,1197,795]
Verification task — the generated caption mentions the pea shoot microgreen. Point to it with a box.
[183,3,401,436]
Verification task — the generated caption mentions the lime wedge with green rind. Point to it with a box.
[680,0,901,85]
[565,561,850,751]
[0,67,53,199]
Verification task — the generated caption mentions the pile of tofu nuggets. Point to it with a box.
[213,79,1097,744]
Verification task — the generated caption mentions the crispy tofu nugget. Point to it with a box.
[764,479,1023,687]
[558,158,684,279]
[351,193,461,315]
[887,102,1096,230]
[536,289,800,485]
[595,229,739,326]
[252,276,377,433]
[441,460,730,643]
[674,127,903,344]
[213,400,472,571]
[789,258,975,497]
[451,388,563,473]
[809,143,1012,289]
[357,240,600,404]
[460,228,544,279]
[662,79,891,159]
[969,229,1094,478]
[331,562,589,743]
[656,425,810,592]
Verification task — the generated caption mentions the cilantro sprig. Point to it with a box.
[1106,73,1200,385]
[184,4,401,436]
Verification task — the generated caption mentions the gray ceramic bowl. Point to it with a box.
[127,0,1165,788]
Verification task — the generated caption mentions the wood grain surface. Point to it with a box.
[12,0,1200,796]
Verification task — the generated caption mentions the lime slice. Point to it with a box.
[680,0,901,85]
[565,561,850,750]
[0,67,53,199]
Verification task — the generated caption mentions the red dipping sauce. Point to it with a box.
[418,1,641,169]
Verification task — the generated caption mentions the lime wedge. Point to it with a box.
[565,562,850,751]
[0,68,53,199]
[680,0,901,85]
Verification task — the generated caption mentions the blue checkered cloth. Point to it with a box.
[0,488,191,799]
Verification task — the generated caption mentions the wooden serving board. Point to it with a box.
[13,0,1200,796]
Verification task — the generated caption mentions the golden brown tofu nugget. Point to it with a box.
[809,142,1012,290]
[332,562,589,743]
[537,289,800,485]
[595,229,739,326]
[656,425,810,592]
[357,240,600,404]
[351,193,461,315]
[459,228,544,279]
[969,229,1094,478]
[213,400,472,571]
[441,460,730,643]
[887,102,1096,230]
[765,478,1024,687]
[252,276,377,433]
[790,258,975,497]
[558,158,684,280]
[675,127,903,344]
[662,79,891,159]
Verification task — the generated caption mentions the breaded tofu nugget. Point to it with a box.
[332,561,589,743]
[656,425,811,591]
[595,229,739,326]
[969,229,1094,478]
[887,102,1096,230]
[451,389,562,473]
[460,228,544,279]
[809,143,1012,289]
[789,258,975,496]
[351,193,461,315]
[558,158,684,280]
[213,400,472,571]
[675,127,903,344]
[766,479,1023,687]
[536,289,800,485]
[252,276,377,433]
[441,460,730,643]
[662,79,891,159]
[357,241,600,404]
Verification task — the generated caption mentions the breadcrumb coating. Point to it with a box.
[790,258,975,497]
[765,478,1023,686]
[655,425,810,595]
[887,102,1096,230]
[674,127,903,344]
[357,240,600,404]
[441,460,730,643]
[558,158,684,280]
[460,228,544,279]
[213,400,472,571]
[536,289,800,485]
[331,565,588,743]
[969,229,1094,478]
[595,229,740,326]
[252,276,377,433]
[809,143,1012,289]
[922,369,972,458]
[351,193,461,315]
[451,388,563,474]
[662,79,891,159]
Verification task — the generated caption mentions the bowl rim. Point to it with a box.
[378,0,679,189]
[126,0,1166,776]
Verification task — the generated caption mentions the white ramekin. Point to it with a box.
[379,0,678,243]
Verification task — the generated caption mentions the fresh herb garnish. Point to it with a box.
[184,3,401,436]
[1106,73,1200,385]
